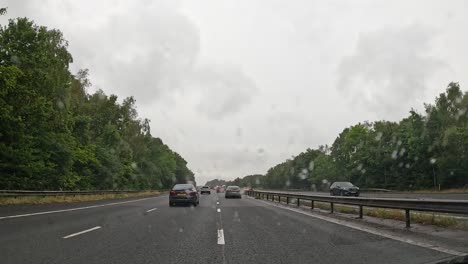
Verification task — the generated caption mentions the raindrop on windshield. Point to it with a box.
[399,147,406,156]
[309,161,315,171]
[374,132,383,141]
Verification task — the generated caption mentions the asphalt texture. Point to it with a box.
[0,192,463,264]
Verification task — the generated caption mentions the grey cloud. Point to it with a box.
[70,2,200,103]
[192,64,258,119]
[337,24,445,115]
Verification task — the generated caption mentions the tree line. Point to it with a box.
[0,17,194,190]
[213,82,468,191]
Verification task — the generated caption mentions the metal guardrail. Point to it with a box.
[246,190,468,228]
[0,190,143,197]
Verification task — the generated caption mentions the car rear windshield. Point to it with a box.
[172,184,193,190]
[227,186,240,190]
[337,182,354,187]
[202,186,209,189]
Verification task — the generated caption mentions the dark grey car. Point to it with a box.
[169,184,200,206]
[225,186,241,198]
[330,182,360,197]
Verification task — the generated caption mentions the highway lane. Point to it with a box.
[0,192,464,264]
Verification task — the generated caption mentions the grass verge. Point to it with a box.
[261,196,467,229]
[407,188,468,194]
[0,191,163,205]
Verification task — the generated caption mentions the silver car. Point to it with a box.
[225,186,241,198]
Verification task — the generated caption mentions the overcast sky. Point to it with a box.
[2,0,468,184]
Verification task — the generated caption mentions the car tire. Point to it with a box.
[169,202,174,207]
[193,202,198,207]
[197,200,200,205]
[355,194,359,197]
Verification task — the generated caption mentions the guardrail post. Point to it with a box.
[278,196,281,203]
[286,197,289,204]
[359,205,363,219]
[405,209,411,228]
[311,200,314,209]
[330,202,334,213]
[297,198,300,207]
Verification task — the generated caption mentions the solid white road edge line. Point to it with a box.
[252,198,467,257]
[0,197,160,220]
[217,229,225,245]
[217,208,221,213]
[63,226,101,239]
[146,208,157,213]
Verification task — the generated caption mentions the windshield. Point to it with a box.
[172,184,193,191]
[1,2,467,264]
[338,182,354,188]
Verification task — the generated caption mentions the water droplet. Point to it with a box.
[357,164,363,170]
[309,161,315,171]
[131,162,137,169]
[397,140,402,146]
[399,148,406,156]
[285,180,291,187]
[391,150,398,159]
[10,55,20,65]
[374,132,383,141]
[405,163,410,168]
[56,100,64,109]
[430,158,437,164]
[178,228,184,233]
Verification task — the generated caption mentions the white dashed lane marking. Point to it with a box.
[217,229,225,245]
[63,226,101,239]
[146,208,157,213]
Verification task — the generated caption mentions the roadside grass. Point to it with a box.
[0,191,162,205]
[406,188,468,194]
[262,196,467,229]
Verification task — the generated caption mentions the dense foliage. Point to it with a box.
[0,18,194,190]
[217,83,468,191]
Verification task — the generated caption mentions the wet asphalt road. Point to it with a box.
[0,192,461,264]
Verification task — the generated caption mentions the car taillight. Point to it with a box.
[190,191,197,195]
[170,190,176,195]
